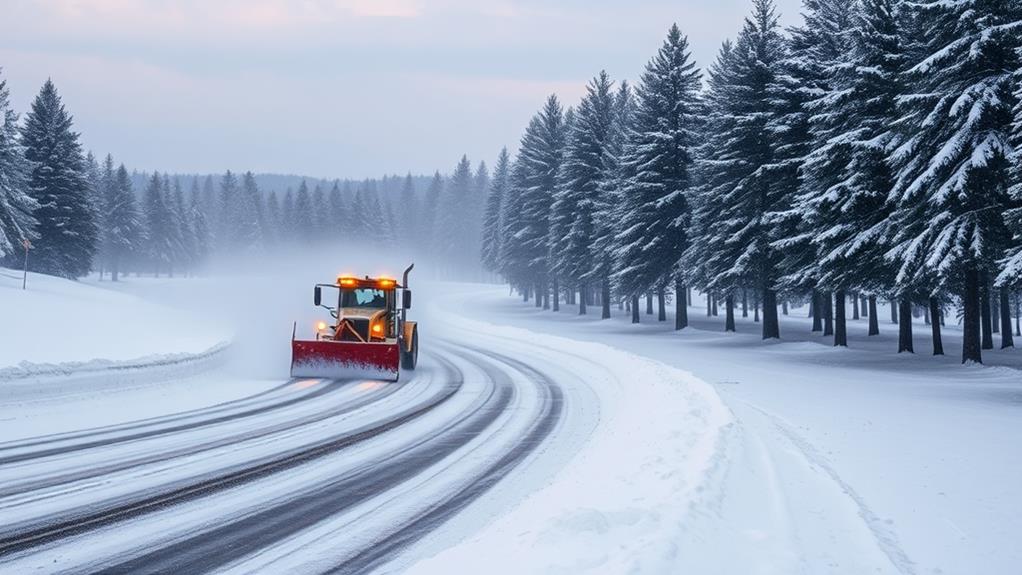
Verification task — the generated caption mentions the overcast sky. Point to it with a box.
[1,0,803,179]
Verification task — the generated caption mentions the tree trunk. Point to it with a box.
[762,288,779,339]
[980,276,993,350]
[646,293,654,315]
[552,278,560,312]
[992,288,1000,333]
[782,300,789,315]
[861,294,868,317]
[111,260,120,283]
[890,299,897,324]
[542,279,550,310]
[923,304,930,325]
[868,297,879,336]
[811,290,822,332]
[823,291,834,336]
[522,286,529,302]
[1015,295,1020,337]
[930,297,944,356]
[852,293,860,320]
[676,279,688,330]
[706,292,712,317]
[631,295,640,324]
[712,293,719,316]
[535,282,543,308]
[579,282,587,315]
[962,266,982,363]
[834,289,847,347]
[725,294,736,332]
[601,277,611,319]
[742,289,749,318]
[1000,288,1014,349]
[657,287,666,322]
[898,298,914,353]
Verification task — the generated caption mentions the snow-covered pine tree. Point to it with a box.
[503,96,566,305]
[551,72,616,314]
[189,179,210,270]
[311,183,327,241]
[591,81,635,319]
[692,0,789,339]
[810,0,906,342]
[216,170,239,252]
[0,71,37,261]
[99,157,143,281]
[263,189,280,247]
[435,156,473,271]
[142,173,172,276]
[418,172,443,250]
[481,148,510,273]
[686,40,737,321]
[614,24,702,329]
[398,173,418,245]
[293,180,313,243]
[171,178,196,275]
[280,187,296,243]
[20,79,97,278]
[774,0,861,346]
[238,172,263,251]
[887,0,1021,363]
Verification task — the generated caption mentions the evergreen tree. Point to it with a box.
[142,172,173,275]
[99,158,143,281]
[504,95,566,302]
[238,171,263,251]
[689,0,788,339]
[481,148,511,273]
[436,155,474,267]
[614,25,702,328]
[20,79,97,277]
[217,170,240,251]
[398,173,418,244]
[280,187,296,242]
[293,180,313,241]
[311,183,327,240]
[189,179,210,269]
[887,0,1021,363]
[420,171,444,250]
[263,190,280,246]
[0,71,37,260]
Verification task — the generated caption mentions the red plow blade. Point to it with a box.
[290,339,400,381]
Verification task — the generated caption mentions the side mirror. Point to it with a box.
[314,286,322,307]
[403,290,412,310]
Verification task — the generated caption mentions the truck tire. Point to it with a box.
[401,327,418,370]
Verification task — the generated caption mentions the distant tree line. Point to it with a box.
[0,71,493,282]
[481,0,1022,364]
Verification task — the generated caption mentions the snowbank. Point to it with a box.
[403,300,733,574]
[0,268,231,379]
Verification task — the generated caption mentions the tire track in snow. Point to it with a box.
[0,357,462,557]
[329,346,563,575]
[735,398,918,575]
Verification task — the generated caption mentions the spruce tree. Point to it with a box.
[551,72,616,314]
[238,172,263,251]
[614,25,702,329]
[142,173,172,275]
[99,159,143,281]
[20,79,97,278]
[0,71,37,260]
[509,96,566,305]
[280,187,296,242]
[293,180,313,242]
[436,156,474,267]
[692,0,789,339]
[888,0,1020,363]
[481,148,511,273]
[189,180,210,269]
[217,170,239,251]
[398,173,418,244]
[420,171,444,252]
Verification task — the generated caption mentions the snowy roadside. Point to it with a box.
[398,296,733,574]
[423,283,1022,575]
[0,268,232,381]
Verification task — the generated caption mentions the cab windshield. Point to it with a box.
[341,288,387,308]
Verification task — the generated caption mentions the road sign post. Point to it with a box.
[22,239,32,290]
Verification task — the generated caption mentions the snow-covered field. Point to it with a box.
[2,272,1019,575]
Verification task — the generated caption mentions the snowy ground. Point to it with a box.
[408,283,1022,575]
[2,270,1018,574]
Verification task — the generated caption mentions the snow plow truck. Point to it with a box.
[290,264,418,381]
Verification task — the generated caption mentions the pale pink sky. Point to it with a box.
[1,0,803,178]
